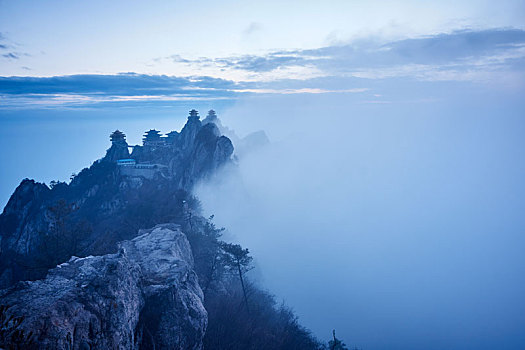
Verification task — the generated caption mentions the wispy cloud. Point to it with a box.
[2,53,19,60]
[0,93,234,110]
[0,33,11,52]
[0,32,31,62]
[234,87,369,94]
[153,28,525,83]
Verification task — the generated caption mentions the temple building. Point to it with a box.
[110,108,224,179]
[103,130,130,162]
[202,109,219,126]
[188,109,200,122]
[207,109,217,120]
[110,130,127,144]
[143,129,165,147]
[166,131,179,144]
[117,159,136,166]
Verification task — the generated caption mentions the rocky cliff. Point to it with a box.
[0,110,234,288]
[0,110,325,350]
[0,224,207,350]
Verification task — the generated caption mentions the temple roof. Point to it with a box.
[207,110,217,119]
[188,109,200,120]
[143,129,162,141]
[110,130,126,142]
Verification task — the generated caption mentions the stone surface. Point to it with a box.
[0,224,207,350]
[103,140,131,163]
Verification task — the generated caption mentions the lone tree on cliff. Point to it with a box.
[221,242,253,312]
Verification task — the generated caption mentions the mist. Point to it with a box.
[0,84,522,348]
[195,88,525,349]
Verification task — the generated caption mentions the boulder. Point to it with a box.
[0,224,207,350]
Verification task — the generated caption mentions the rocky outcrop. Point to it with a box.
[235,130,269,158]
[179,110,202,152]
[0,179,50,254]
[103,142,130,163]
[201,112,269,159]
[0,224,207,350]
[0,111,234,289]
[103,130,131,162]
[0,179,52,287]
[181,123,234,189]
[128,111,234,187]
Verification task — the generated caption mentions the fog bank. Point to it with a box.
[196,91,525,349]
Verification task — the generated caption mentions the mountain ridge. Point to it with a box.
[0,109,233,288]
[0,109,323,350]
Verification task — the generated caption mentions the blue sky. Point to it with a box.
[1,1,525,348]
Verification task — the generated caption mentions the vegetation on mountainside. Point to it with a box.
[183,214,324,350]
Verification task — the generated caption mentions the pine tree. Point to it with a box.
[221,243,253,312]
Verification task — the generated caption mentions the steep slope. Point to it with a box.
[0,110,233,288]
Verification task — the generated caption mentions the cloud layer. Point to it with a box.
[154,28,525,81]
[1,29,524,109]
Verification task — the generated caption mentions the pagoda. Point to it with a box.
[110,130,126,144]
[207,110,217,121]
[104,130,130,162]
[207,109,217,118]
[202,109,219,126]
[188,109,200,122]
[143,129,164,147]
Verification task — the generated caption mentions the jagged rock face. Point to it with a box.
[181,123,234,188]
[235,130,270,158]
[0,161,119,288]
[181,122,233,183]
[0,224,207,350]
[0,114,234,289]
[179,116,203,152]
[128,115,233,186]
[202,114,218,127]
[0,180,51,286]
[104,141,131,162]
[0,179,50,254]
[1,179,49,218]
[215,136,235,165]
